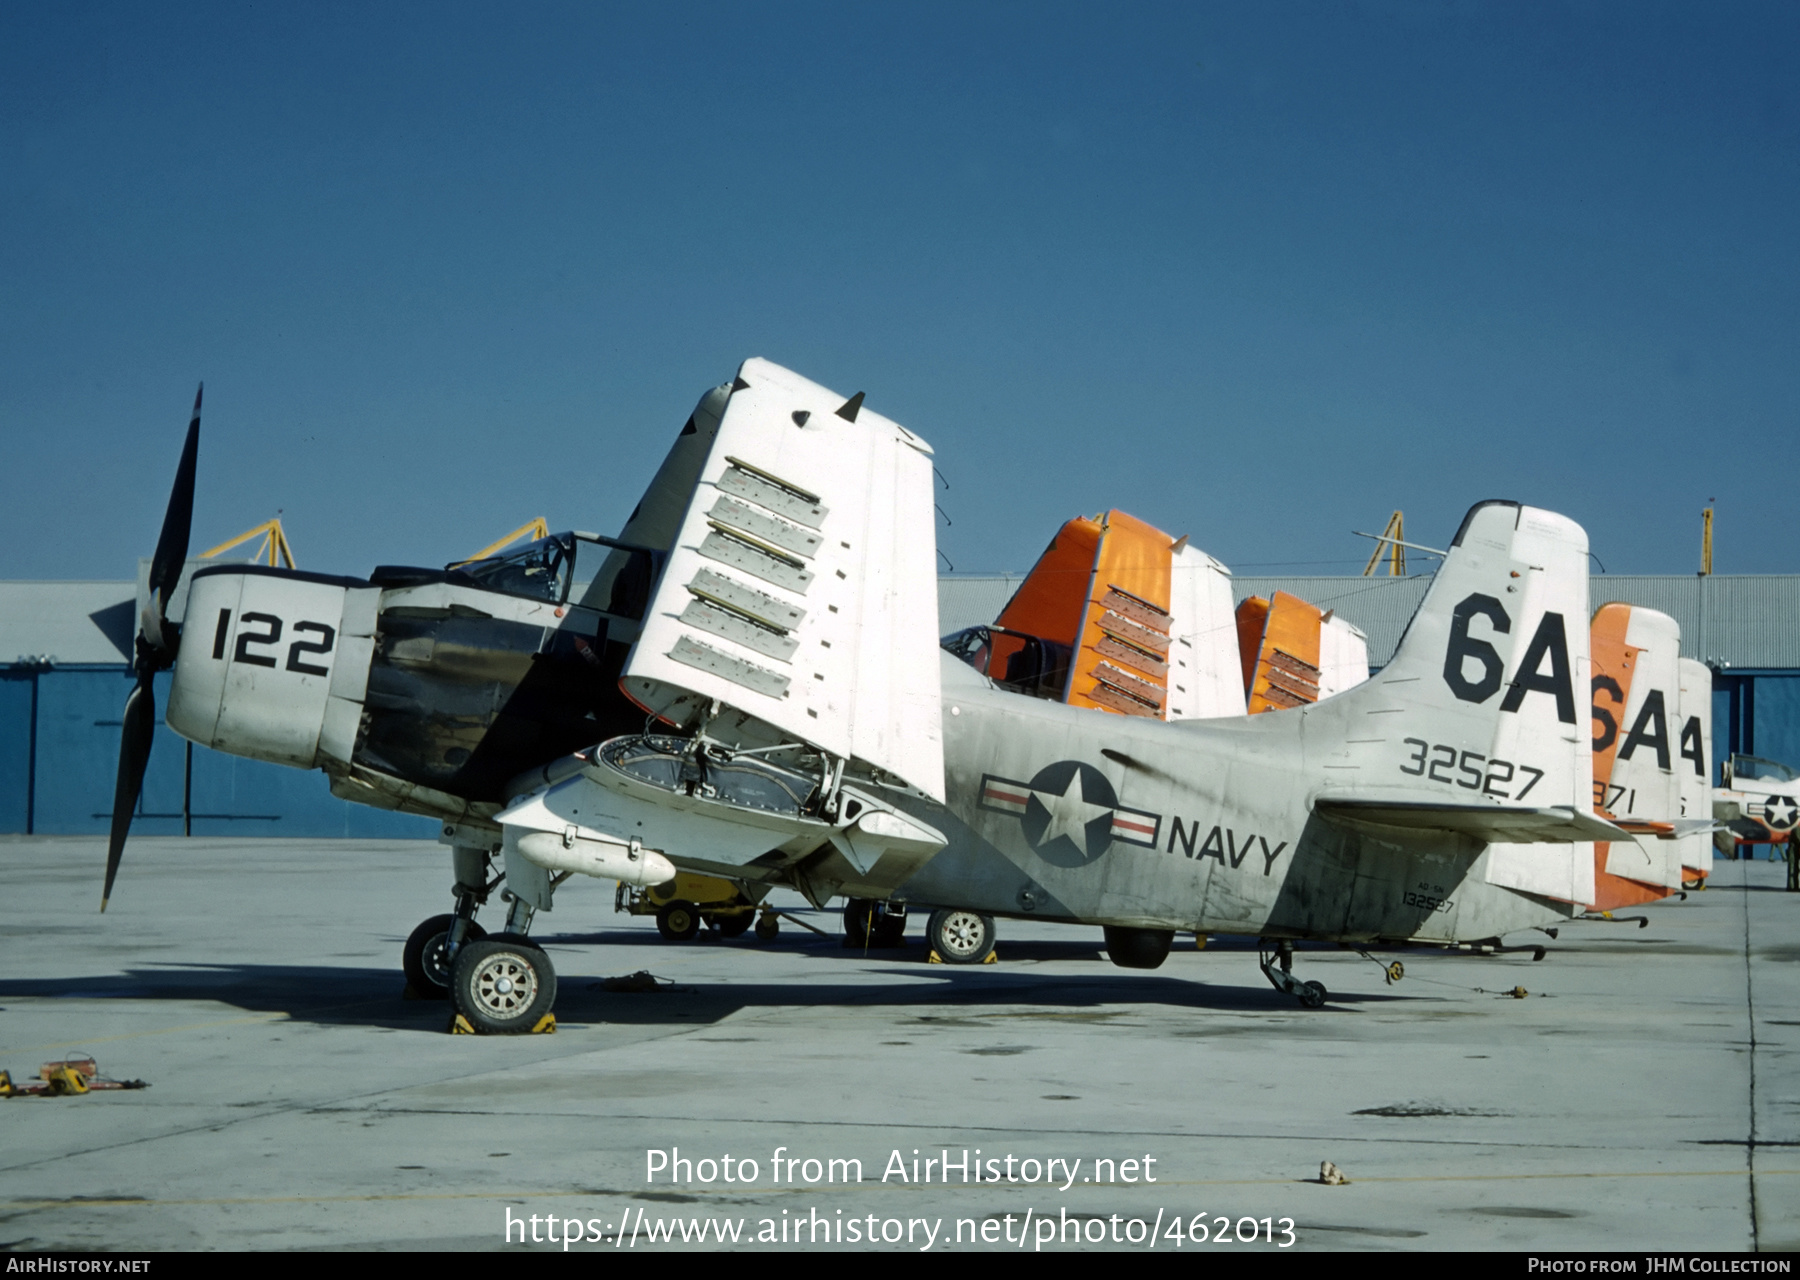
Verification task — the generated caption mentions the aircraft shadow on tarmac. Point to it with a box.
[0,932,1426,1032]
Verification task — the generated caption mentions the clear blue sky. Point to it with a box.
[3,2,1795,583]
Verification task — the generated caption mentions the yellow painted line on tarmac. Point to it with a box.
[8,1169,1796,1210]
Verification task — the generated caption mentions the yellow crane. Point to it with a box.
[1360,510,1406,577]
[200,517,296,568]
[457,518,551,566]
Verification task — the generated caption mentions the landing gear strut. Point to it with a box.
[1259,939,1327,1008]
[403,842,500,1000]
[844,899,908,948]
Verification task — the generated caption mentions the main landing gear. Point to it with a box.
[1259,939,1328,1009]
[925,908,996,964]
[404,839,559,1034]
[450,921,557,1035]
[843,898,908,948]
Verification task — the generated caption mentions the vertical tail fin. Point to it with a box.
[1677,657,1714,881]
[1319,501,1605,900]
[1367,500,1591,807]
[1590,603,1685,900]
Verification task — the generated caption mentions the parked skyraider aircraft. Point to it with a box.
[111,361,1628,1031]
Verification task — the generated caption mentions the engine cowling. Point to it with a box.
[166,566,378,769]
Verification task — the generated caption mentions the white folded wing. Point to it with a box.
[619,358,946,801]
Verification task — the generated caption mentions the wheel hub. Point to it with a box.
[424,935,453,986]
[942,913,982,957]
[471,953,538,1013]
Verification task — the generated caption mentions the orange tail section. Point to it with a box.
[1588,602,1676,910]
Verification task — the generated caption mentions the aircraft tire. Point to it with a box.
[847,900,909,948]
[927,909,995,965]
[1298,981,1328,1009]
[403,914,488,999]
[872,908,907,948]
[754,913,779,941]
[843,898,875,947]
[1102,925,1175,970]
[449,937,557,1034]
[656,901,701,942]
[711,911,753,939]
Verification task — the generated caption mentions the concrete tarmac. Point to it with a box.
[0,835,1794,1253]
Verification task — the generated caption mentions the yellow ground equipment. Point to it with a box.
[616,872,768,941]
[0,1057,146,1097]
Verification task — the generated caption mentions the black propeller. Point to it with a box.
[104,385,201,911]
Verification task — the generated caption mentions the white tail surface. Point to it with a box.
[619,359,945,801]
[1313,501,1599,900]
[1677,656,1714,878]
[1595,605,1685,889]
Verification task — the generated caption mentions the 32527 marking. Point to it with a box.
[1398,738,1542,799]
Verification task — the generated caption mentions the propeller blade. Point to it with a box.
[144,384,202,643]
[108,387,204,911]
[103,675,157,912]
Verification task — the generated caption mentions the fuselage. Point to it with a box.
[893,652,1578,945]
[166,534,661,825]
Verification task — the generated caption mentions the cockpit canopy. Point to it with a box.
[1728,753,1799,785]
[449,533,659,616]
[940,625,1071,702]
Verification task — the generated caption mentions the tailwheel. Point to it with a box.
[449,936,557,1034]
[1258,939,1328,1009]
[403,914,487,1000]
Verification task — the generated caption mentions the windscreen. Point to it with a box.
[573,537,657,619]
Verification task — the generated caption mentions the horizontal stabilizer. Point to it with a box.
[1670,817,1723,837]
[1611,816,1720,839]
[1314,793,1626,844]
[1610,819,1674,837]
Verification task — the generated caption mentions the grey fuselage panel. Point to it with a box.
[893,654,1569,945]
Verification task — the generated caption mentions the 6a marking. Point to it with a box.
[1399,737,1543,799]
[211,608,336,675]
